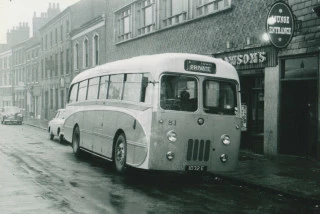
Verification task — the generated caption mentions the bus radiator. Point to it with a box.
[186,139,210,161]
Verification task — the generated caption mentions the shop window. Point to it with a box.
[281,56,318,80]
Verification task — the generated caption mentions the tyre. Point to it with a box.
[72,126,81,157]
[59,134,65,144]
[49,129,54,140]
[114,133,127,173]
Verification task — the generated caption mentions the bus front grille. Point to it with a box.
[186,139,210,161]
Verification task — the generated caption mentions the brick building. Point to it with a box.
[25,36,41,118]
[0,48,12,107]
[101,0,320,159]
[70,15,107,75]
[39,0,106,120]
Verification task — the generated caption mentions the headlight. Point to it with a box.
[166,151,175,160]
[221,134,231,145]
[167,130,177,142]
[17,113,22,117]
[220,154,228,163]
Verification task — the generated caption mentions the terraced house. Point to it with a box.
[39,0,106,120]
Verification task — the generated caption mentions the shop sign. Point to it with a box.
[266,1,294,48]
[222,52,266,67]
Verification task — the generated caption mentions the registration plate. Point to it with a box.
[185,165,207,172]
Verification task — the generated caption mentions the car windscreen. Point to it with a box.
[4,107,20,114]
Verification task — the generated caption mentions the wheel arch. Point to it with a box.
[112,129,125,160]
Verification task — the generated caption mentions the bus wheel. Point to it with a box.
[114,133,127,173]
[72,126,81,157]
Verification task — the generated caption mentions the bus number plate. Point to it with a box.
[185,165,207,172]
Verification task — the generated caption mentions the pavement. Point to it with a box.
[23,117,320,204]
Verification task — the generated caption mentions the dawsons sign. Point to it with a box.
[266,1,295,48]
[214,46,278,70]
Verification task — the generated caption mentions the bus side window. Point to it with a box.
[78,80,88,102]
[87,77,100,100]
[123,73,143,102]
[108,74,124,100]
[68,83,79,103]
[99,75,109,99]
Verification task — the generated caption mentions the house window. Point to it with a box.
[45,34,48,49]
[50,88,53,109]
[83,38,89,68]
[74,43,79,70]
[55,88,59,110]
[163,0,187,26]
[60,89,65,108]
[60,25,63,41]
[66,48,70,74]
[55,53,58,76]
[50,31,53,47]
[138,0,155,35]
[197,0,231,17]
[117,8,132,42]
[60,51,64,75]
[55,28,58,43]
[171,0,184,16]
[93,34,99,66]
[66,20,69,34]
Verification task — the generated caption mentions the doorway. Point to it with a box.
[240,73,264,154]
[279,80,318,157]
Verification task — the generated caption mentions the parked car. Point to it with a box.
[1,106,23,125]
[48,109,66,143]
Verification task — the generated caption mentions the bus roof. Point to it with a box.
[71,53,239,85]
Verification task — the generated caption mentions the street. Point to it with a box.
[0,124,316,214]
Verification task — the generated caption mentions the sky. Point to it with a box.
[0,0,80,44]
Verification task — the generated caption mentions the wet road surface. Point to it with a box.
[0,124,319,214]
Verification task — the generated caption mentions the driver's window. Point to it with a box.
[160,75,198,112]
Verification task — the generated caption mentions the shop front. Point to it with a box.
[279,54,319,158]
[214,46,278,154]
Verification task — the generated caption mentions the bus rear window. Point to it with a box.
[203,80,236,115]
[160,75,198,112]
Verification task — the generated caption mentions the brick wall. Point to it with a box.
[105,0,274,62]
[281,0,320,55]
